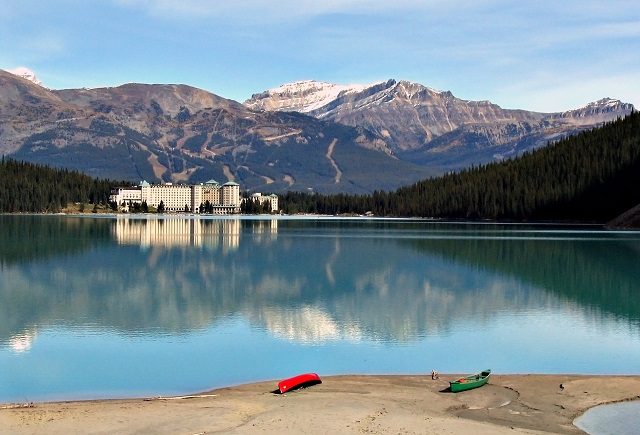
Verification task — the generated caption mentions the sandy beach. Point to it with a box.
[2,374,639,434]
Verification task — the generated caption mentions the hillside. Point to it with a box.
[246,79,634,169]
[0,70,433,194]
[0,158,121,213]
[280,112,640,223]
[1,69,634,194]
[606,204,640,229]
[3,111,639,223]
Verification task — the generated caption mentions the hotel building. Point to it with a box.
[110,180,242,214]
[248,192,279,213]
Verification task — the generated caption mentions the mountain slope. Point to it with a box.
[246,79,634,168]
[0,70,433,194]
[1,69,635,195]
[7,67,44,87]
[280,111,640,222]
[606,203,640,229]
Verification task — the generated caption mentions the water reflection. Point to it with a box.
[404,229,640,324]
[0,215,112,265]
[112,216,244,249]
[263,306,364,343]
[1,217,640,350]
[3,217,640,402]
[8,330,37,353]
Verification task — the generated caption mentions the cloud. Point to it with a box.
[111,0,487,22]
[0,1,68,64]
[495,69,640,112]
[3,0,638,112]
[2,34,66,65]
[113,0,223,19]
[23,35,66,56]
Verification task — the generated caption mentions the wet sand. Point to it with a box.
[2,374,640,434]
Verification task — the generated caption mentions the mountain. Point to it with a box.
[7,67,44,87]
[1,69,635,195]
[280,111,640,222]
[245,79,634,167]
[246,80,373,113]
[0,70,433,194]
[606,203,640,229]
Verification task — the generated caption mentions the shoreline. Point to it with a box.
[2,374,639,434]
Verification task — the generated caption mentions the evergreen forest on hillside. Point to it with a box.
[2,111,639,221]
[0,158,126,213]
[280,112,640,222]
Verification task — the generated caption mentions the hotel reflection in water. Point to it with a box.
[112,217,278,249]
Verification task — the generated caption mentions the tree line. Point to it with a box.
[2,111,639,221]
[280,111,640,222]
[0,157,129,213]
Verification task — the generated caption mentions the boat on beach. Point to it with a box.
[449,369,491,392]
[278,372,322,393]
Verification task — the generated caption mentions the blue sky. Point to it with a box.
[2,0,639,112]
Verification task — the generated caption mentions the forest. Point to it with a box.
[1,111,639,222]
[0,157,128,213]
[280,111,640,223]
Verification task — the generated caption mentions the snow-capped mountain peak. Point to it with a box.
[550,97,635,124]
[7,67,44,87]
[246,79,379,113]
[587,97,623,108]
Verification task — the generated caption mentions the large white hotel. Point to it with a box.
[110,180,278,214]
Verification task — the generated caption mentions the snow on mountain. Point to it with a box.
[245,78,635,159]
[567,97,630,113]
[549,98,635,125]
[245,80,379,113]
[7,67,44,87]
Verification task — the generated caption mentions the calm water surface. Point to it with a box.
[1,215,639,403]
[574,401,640,435]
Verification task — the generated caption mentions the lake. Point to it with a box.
[574,400,640,435]
[1,215,639,403]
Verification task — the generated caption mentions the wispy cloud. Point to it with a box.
[1,34,66,66]
[23,35,66,59]
[2,0,638,111]
[497,68,640,112]
[112,0,493,22]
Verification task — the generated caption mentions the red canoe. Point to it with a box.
[278,373,322,394]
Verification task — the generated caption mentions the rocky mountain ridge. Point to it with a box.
[0,69,431,194]
[246,80,374,113]
[245,79,634,165]
[6,67,44,87]
[1,69,635,194]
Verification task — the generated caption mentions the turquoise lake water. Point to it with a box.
[1,215,639,403]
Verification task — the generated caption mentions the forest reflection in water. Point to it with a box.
[1,215,639,402]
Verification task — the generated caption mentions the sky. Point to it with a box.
[1,0,639,112]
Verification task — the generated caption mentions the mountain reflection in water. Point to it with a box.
[1,216,640,402]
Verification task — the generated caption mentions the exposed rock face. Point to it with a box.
[56,83,244,118]
[246,80,372,113]
[245,79,634,164]
[1,69,635,194]
[0,70,431,194]
[549,98,636,125]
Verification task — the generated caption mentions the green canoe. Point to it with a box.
[449,369,491,392]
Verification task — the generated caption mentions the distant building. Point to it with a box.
[245,192,279,213]
[109,180,244,214]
